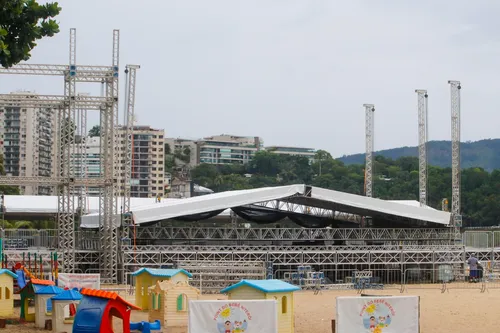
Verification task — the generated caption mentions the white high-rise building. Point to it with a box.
[71,126,166,198]
[0,92,57,195]
[71,136,102,196]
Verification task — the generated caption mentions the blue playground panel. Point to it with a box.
[130,320,161,333]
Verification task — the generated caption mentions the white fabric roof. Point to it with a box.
[309,187,450,225]
[129,184,305,224]
[2,184,451,227]
[2,195,176,214]
[122,184,450,226]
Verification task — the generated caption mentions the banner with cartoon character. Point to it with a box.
[336,296,419,333]
[58,273,101,289]
[188,300,278,333]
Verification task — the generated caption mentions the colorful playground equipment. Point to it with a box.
[9,251,59,293]
[148,279,200,329]
[132,268,193,310]
[51,289,82,333]
[0,269,16,317]
[130,320,161,333]
[72,288,141,333]
[20,278,55,322]
[34,285,63,328]
[221,279,301,333]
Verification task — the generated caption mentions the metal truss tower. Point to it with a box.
[99,30,121,284]
[415,90,428,206]
[119,64,140,282]
[448,80,462,240]
[364,104,375,197]
[0,28,122,282]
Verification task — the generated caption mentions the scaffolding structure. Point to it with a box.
[364,104,375,198]
[415,90,428,206]
[0,28,128,284]
[448,80,462,241]
[176,260,266,293]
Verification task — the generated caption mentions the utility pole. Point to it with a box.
[364,104,375,198]
[448,80,462,241]
[416,90,428,206]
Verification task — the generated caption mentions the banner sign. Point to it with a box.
[336,296,419,333]
[58,273,101,290]
[188,300,278,333]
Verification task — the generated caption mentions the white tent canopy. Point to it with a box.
[1,185,451,228]
[1,195,171,214]
[118,184,450,227]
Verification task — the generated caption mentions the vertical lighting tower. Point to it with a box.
[448,80,462,240]
[120,64,139,282]
[415,90,428,206]
[58,27,78,273]
[364,104,375,197]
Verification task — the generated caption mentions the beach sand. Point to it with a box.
[5,287,497,333]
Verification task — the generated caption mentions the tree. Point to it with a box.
[0,0,62,68]
[88,125,100,137]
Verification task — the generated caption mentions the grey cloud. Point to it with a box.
[1,0,498,156]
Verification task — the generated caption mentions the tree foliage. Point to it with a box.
[0,0,62,68]
[88,125,100,137]
[189,151,500,227]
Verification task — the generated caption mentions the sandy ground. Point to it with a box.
[4,287,499,333]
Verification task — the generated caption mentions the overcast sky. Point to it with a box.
[1,0,499,157]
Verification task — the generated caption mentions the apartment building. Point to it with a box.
[116,126,165,198]
[70,136,102,196]
[164,137,199,167]
[265,146,316,163]
[198,134,263,165]
[0,92,56,195]
[70,126,166,198]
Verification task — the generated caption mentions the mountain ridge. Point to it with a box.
[336,139,500,171]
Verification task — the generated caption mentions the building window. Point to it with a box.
[281,296,287,314]
[177,294,187,311]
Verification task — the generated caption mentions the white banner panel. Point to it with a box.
[188,300,278,333]
[58,273,101,290]
[336,296,419,333]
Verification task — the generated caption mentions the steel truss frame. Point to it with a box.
[416,90,428,206]
[364,104,375,198]
[122,245,470,268]
[448,80,462,241]
[178,261,266,293]
[252,200,363,223]
[0,28,123,283]
[134,227,453,242]
[117,64,140,283]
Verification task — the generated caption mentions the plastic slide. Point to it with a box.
[16,270,27,289]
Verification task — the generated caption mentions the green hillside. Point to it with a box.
[337,139,500,171]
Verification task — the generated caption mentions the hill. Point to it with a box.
[190,150,500,226]
[337,139,500,172]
